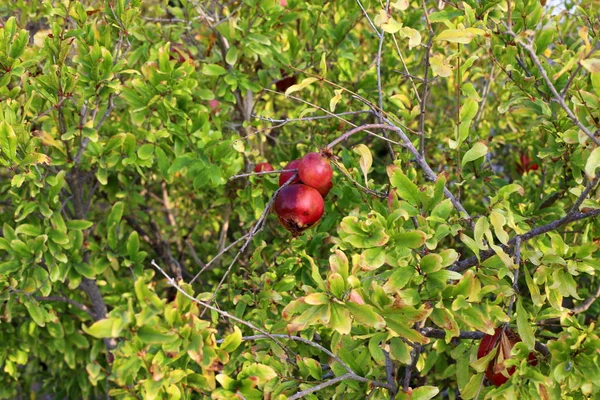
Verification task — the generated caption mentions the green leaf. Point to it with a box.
[303,357,322,380]
[220,326,242,352]
[339,216,390,248]
[359,247,386,270]
[386,316,429,344]
[83,319,115,338]
[237,364,277,385]
[421,253,443,273]
[329,303,351,335]
[0,121,17,161]
[15,224,42,236]
[461,142,488,168]
[460,373,484,399]
[328,273,346,298]
[137,144,155,160]
[460,99,479,122]
[411,386,440,400]
[428,9,464,24]
[395,230,427,248]
[516,298,535,351]
[346,302,386,329]
[23,299,46,327]
[0,260,21,274]
[202,63,227,76]
[107,202,124,227]
[138,325,178,344]
[127,231,140,259]
[66,220,94,230]
[9,30,28,59]
[389,167,422,206]
[48,230,69,245]
[384,267,415,291]
[225,46,238,65]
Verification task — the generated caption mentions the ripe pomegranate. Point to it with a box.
[274,184,324,236]
[254,163,274,173]
[279,159,301,186]
[477,327,537,387]
[298,152,333,190]
[315,180,333,198]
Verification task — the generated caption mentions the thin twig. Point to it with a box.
[263,88,403,145]
[418,0,434,157]
[355,0,381,37]
[571,283,600,314]
[288,373,353,400]
[402,345,421,391]
[229,168,297,180]
[188,232,251,284]
[506,236,521,318]
[383,350,398,398]
[253,110,371,125]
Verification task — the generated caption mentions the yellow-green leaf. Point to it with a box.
[584,147,600,179]
[353,144,372,186]
[435,28,484,44]
[284,77,319,97]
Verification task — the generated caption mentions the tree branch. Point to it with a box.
[505,28,600,146]
[451,171,600,273]
[570,283,600,314]
[450,209,600,273]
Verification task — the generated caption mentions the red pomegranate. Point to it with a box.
[315,180,333,198]
[254,163,274,173]
[477,327,537,386]
[298,152,333,190]
[274,184,324,235]
[279,159,301,186]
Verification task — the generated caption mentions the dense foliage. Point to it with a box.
[1,0,600,399]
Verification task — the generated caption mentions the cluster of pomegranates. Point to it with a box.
[254,151,333,236]
[477,327,537,386]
